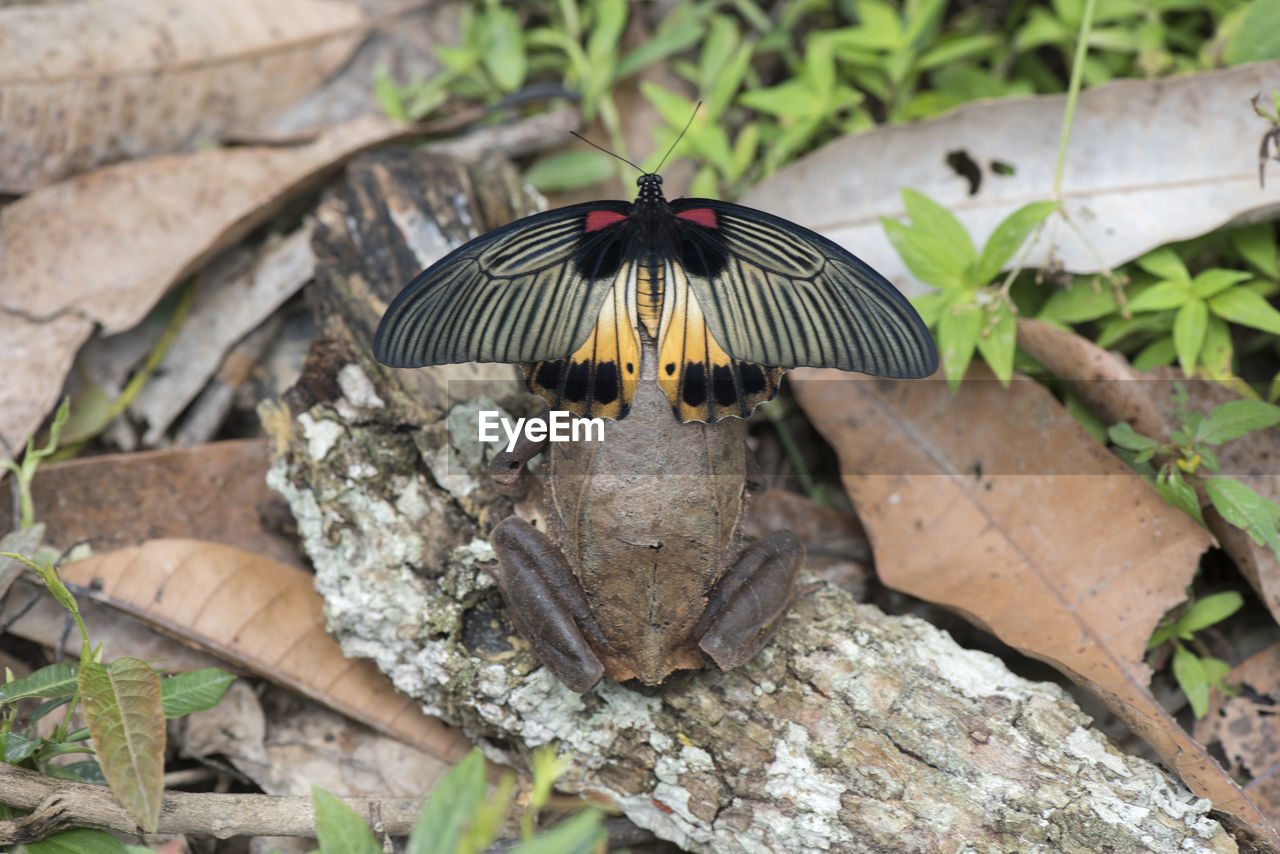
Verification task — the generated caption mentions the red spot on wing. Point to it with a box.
[676,208,718,229]
[585,210,628,232]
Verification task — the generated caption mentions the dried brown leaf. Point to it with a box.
[0,0,366,193]
[0,439,304,569]
[58,539,471,764]
[792,365,1280,843]
[1019,319,1280,629]
[0,115,401,337]
[0,311,94,455]
[1196,644,1280,826]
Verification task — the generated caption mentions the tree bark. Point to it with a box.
[264,150,1242,853]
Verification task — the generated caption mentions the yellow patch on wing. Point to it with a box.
[523,264,641,420]
[657,261,781,423]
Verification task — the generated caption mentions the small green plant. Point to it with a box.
[881,188,1060,388]
[1146,591,1243,718]
[311,746,604,854]
[1108,388,1280,554]
[1,398,69,530]
[0,549,234,847]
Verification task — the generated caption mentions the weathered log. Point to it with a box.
[266,149,1240,853]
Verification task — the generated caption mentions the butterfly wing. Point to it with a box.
[374,202,642,419]
[655,199,938,421]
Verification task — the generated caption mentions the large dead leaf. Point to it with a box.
[58,539,471,764]
[0,107,577,456]
[0,439,303,568]
[791,365,1280,843]
[744,62,1280,296]
[0,0,365,193]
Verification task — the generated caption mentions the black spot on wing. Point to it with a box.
[535,361,563,391]
[682,362,707,408]
[711,364,738,408]
[592,362,619,405]
[564,362,591,403]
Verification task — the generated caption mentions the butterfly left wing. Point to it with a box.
[656,199,938,422]
[374,202,643,419]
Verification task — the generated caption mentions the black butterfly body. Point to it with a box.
[374,172,938,422]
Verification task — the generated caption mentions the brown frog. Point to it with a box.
[488,344,803,693]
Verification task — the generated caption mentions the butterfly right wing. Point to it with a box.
[373,201,643,419]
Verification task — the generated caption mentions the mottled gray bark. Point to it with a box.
[265,150,1240,853]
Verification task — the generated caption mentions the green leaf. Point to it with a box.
[1199,314,1234,380]
[509,809,607,854]
[936,300,984,390]
[1172,298,1207,375]
[373,67,407,122]
[1208,287,1280,335]
[1134,247,1191,283]
[1157,467,1203,525]
[1231,223,1279,279]
[1206,477,1280,557]
[1107,422,1160,453]
[1036,278,1118,324]
[738,79,823,118]
[910,290,950,328]
[1132,336,1176,371]
[79,657,165,833]
[1195,400,1280,445]
[312,787,382,854]
[1125,280,1191,313]
[1172,645,1210,718]
[973,201,1060,285]
[1224,0,1280,64]
[524,151,616,193]
[882,218,968,289]
[1177,591,1244,634]
[160,668,235,718]
[0,661,78,704]
[616,14,705,79]
[20,827,129,854]
[2,730,39,762]
[1191,268,1253,299]
[1095,312,1169,349]
[901,189,976,279]
[407,748,487,854]
[1201,655,1233,687]
[975,304,1017,385]
[586,0,628,67]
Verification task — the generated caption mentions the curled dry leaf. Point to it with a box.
[744,62,1280,296]
[790,365,1280,844]
[58,538,471,764]
[0,0,366,193]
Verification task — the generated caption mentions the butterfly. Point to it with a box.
[373,171,938,422]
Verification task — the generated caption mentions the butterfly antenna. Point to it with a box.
[569,132,644,174]
[654,101,702,175]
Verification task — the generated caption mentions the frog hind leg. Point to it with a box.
[696,531,804,671]
[490,516,605,693]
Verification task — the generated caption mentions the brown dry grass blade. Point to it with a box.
[58,539,471,764]
[791,365,1280,845]
[0,0,366,193]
